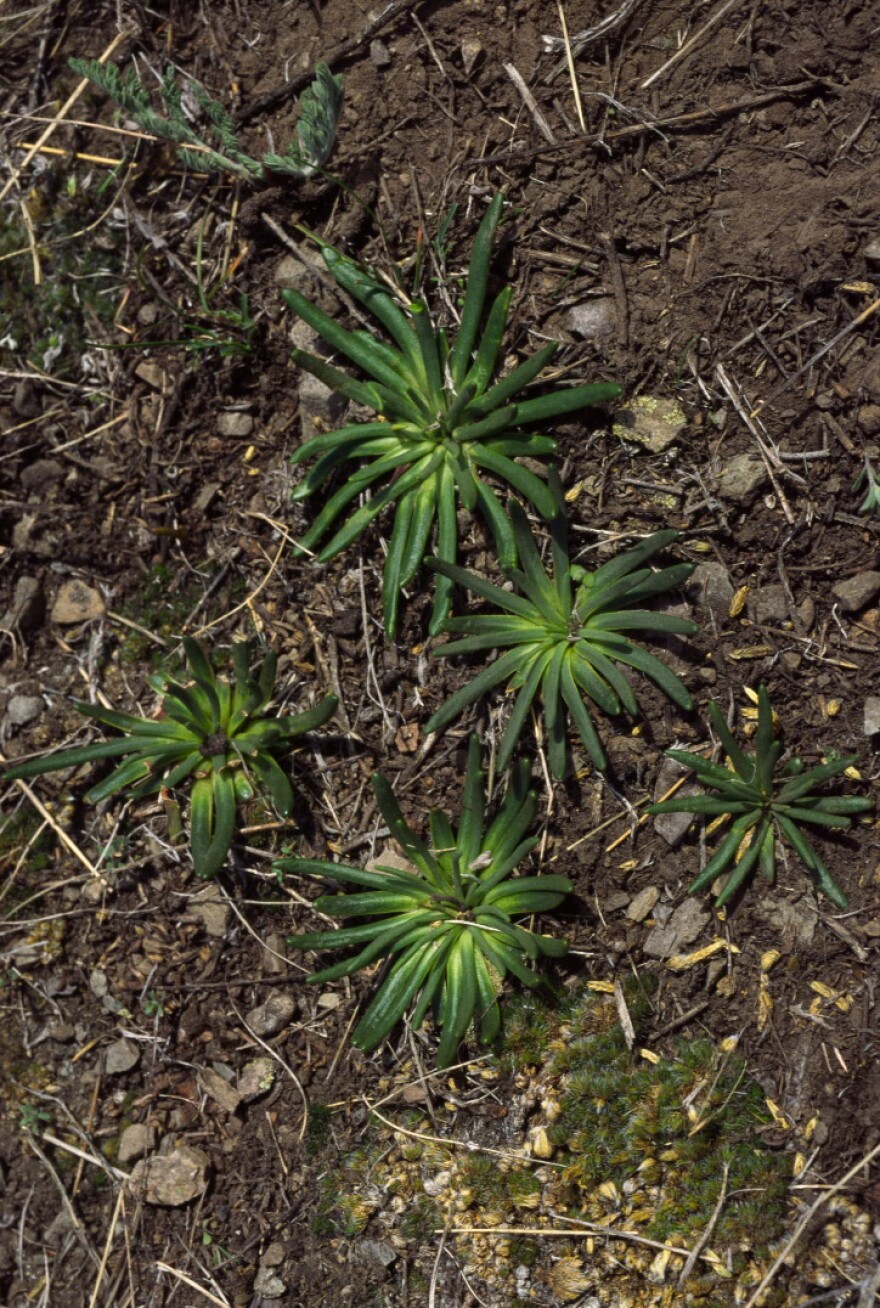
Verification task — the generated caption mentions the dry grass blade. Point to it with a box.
[504,63,556,143]
[641,0,747,90]
[556,3,586,132]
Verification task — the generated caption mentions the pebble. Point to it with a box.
[128,1144,211,1206]
[832,570,880,613]
[626,886,660,922]
[567,298,617,345]
[686,561,734,623]
[643,898,710,958]
[751,584,789,624]
[298,371,346,440]
[460,38,483,75]
[51,579,106,624]
[864,697,880,735]
[198,1066,243,1114]
[118,1123,156,1165]
[245,993,296,1038]
[652,757,699,849]
[237,1057,277,1102]
[217,411,254,438]
[273,248,323,291]
[612,395,686,453]
[716,453,768,505]
[104,1038,141,1075]
[864,236,880,263]
[134,360,172,393]
[253,1268,287,1298]
[370,38,392,66]
[1,576,44,633]
[5,694,44,726]
[20,459,65,492]
[189,882,230,939]
[857,404,880,436]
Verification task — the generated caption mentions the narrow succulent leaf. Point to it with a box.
[3,736,149,781]
[507,501,564,622]
[84,755,158,803]
[381,490,414,640]
[449,193,504,387]
[156,749,203,791]
[756,738,784,794]
[464,286,512,393]
[586,609,697,636]
[510,381,622,426]
[472,949,502,1043]
[352,937,446,1052]
[437,931,478,1066]
[195,767,237,879]
[457,737,487,869]
[279,694,338,737]
[429,809,457,864]
[707,702,754,781]
[589,634,693,710]
[288,340,390,413]
[568,646,622,717]
[475,930,539,988]
[473,479,517,569]
[409,933,458,1030]
[290,422,398,466]
[758,822,777,882]
[428,557,540,620]
[672,758,763,801]
[562,656,608,770]
[311,890,430,917]
[317,449,445,561]
[776,756,861,802]
[161,682,214,734]
[754,685,776,774]
[484,434,558,458]
[689,812,760,894]
[542,642,569,778]
[348,443,434,485]
[73,701,193,739]
[247,752,294,817]
[497,647,555,772]
[589,529,681,589]
[182,636,215,687]
[646,795,754,817]
[410,301,444,405]
[442,382,478,433]
[483,762,535,864]
[775,822,847,909]
[279,856,431,896]
[534,933,568,957]
[484,873,571,905]
[470,446,557,520]
[322,247,425,377]
[773,804,852,829]
[811,795,873,815]
[399,472,440,586]
[714,816,770,906]
[285,290,412,397]
[426,647,532,736]
[371,774,437,872]
[470,342,557,416]
[189,776,214,879]
[448,451,479,512]
[429,462,458,636]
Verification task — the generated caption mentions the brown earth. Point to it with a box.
[2,0,880,1304]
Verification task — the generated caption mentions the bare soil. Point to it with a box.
[2,1,880,1305]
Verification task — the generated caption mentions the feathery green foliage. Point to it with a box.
[282,736,570,1066]
[2,638,337,880]
[69,58,343,181]
[648,685,871,908]
[855,453,880,517]
[426,479,696,777]
[283,193,620,636]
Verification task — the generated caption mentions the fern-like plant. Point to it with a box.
[283,193,620,636]
[282,737,570,1066]
[426,479,696,777]
[647,686,872,907]
[69,58,343,180]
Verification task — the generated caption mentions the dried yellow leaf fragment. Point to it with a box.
[666,939,741,971]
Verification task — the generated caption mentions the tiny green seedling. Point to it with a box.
[855,453,880,518]
[426,479,696,777]
[3,638,337,880]
[69,58,343,181]
[648,686,872,908]
[283,193,620,636]
[282,736,570,1067]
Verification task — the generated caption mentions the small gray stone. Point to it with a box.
[567,298,617,344]
[613,395,686,454]
[128,1144,211,1206]
[626,886,660,922]
[189,882,230,939]
[864,236,880,263]
[89,969,109,998]
[237,1057,277,1102]
[137,303,160,325]
[857,405,880,436]
[20,459,65,492]
[104,1038,140,1075]
[245,993,296,1038]
[134,360,171,393]
[198,1067,243,1114]
[118,1123,156,1165]
[460,38,483,75]
[2,576,44,633]
[686,562,734,623]
[833,571,880,612]
[370,38,392,66]
[217,411,254,438]
[754,895,817,946]
[357,1238,398,1269]
[643,898,710,958]
[716,453,768,505]
[51,579,105,624]
[652,757,699,849]
[864,697,880,736]
[5,694,44,726]
[752,584,789,625]
[261,1242,285,1267]
[274,249,323,291]
[253,1268,287,1298]
[298,371,346,440]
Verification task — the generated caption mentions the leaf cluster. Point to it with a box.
[426,480,696,776]
[3,637,337,880]
[69,58,343,181]
[283,737,570,1066]
[648,686,872,907]
[284,193,620,635]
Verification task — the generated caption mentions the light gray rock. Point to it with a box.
[686,561,733,622]
[752,584,789,625]
[612,395,686,453]
[134,360,171,393]
[864,696,880,735]
[626,886,660,922]
[864,236,880,263]
[128,1144,211,1206]
[370,38,391,66]
[857,404,880,436]
[253,1268,287,1298]
[567,298,617,345]
[217,411,254,438]
[118,1123,156,1165]
[198,1067,243,1114]
[716,453,768,505]
[189,883,230,939]
[51,579,105,624]
[298,371,346,441]
[6,694,44,726]
[832,571,880,612]
[652,757,699,849]
[643,898,710,958]
[237,1057,277,1102]
[104,1038,140,1075]
[273,249,323,291]
[245,993,296,1038]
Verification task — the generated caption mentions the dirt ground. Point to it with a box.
[2,0,880,1304]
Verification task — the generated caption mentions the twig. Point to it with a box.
[155,1263,232,1307]
[641,0,747,90]
[744,1139,880,1307]
[503,63,556,144]
[87,1185,126,1308]
[557,3,586,132]
[542,0,648,74]
[0,757,103,881]
[715,364,798,525]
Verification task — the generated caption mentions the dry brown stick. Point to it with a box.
[641,0,747,90]
[234,0,421,124]
[0,29,128,203]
